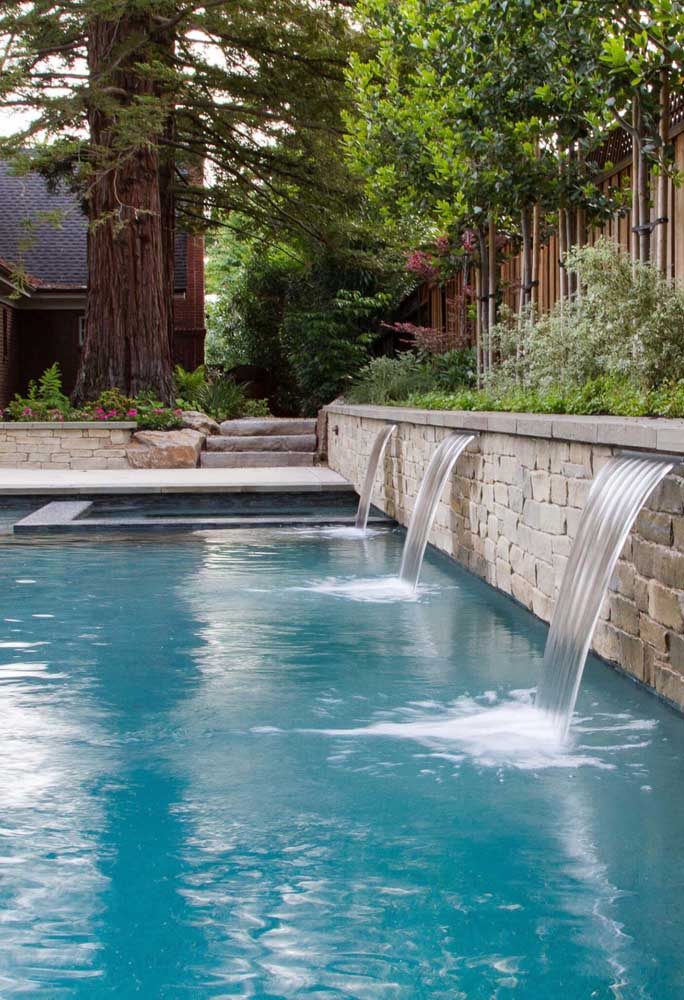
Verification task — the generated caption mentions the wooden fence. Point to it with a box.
[403,111,684,350]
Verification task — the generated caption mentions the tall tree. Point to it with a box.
[0,0,356,400]
[598,2,684,271]
[346,0,657,344]
[347,3,609,331]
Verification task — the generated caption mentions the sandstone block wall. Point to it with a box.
[0,422,135,469]
[327,404,684,711]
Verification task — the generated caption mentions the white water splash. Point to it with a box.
[309,691,657,771]
[298,575,427,603]
[289,526,386,541]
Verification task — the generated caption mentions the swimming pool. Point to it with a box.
[1,527,683,997]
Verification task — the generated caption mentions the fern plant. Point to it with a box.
[37,363,70,409]
[173,365,207,407]
[6,362,72,420]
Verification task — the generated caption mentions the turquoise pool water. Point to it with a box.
[0,498,40,534]
[1,528,683,998]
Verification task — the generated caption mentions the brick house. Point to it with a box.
[0,163,205,407]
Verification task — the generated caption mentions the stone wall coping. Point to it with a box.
[326,403,684,455]
[0,421,136,430]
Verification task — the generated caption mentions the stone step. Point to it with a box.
[201,451,315,469]
[219,418,316,437]
[207,434,317,453]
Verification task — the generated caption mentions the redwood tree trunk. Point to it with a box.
[159,25,178,361]
[73,13,174,403]
[159,139,177,363]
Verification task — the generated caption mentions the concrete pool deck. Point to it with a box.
[0,466,353,495]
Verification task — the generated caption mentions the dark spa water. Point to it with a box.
[0,527,683,998]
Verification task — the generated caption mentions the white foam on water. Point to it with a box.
[307,691,657,772]
[0,641,48,650]
[288,526,387,540]
[298,575,427,603]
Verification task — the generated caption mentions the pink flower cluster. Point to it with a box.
[93,408,122,421]
[406,250,440,282]
[462,229,478,254]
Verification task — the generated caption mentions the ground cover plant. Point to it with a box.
[347,242,684,418]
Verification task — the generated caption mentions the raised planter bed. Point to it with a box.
[0,421,137,470]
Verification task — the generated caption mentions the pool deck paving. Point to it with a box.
[0,465,353,495]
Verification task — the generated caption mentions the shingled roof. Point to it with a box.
[0,162,187,292]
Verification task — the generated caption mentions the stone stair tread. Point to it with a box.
[220,418,316,437]
[207,434,316,453]
[201,451,315,469]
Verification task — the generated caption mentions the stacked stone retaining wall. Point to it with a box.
[0,422,135,470]
[326,403,684,710]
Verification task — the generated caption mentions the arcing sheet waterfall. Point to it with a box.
[400,433,475,590]
[536,454,675,737]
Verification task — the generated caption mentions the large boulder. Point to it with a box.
[179,410,220,436]
[126,429,205,469]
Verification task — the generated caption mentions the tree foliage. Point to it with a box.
[206,226,411,415]
[0,0,359,240]
[346,1,684,269]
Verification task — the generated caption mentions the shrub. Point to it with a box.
[403,376,684,418]
[242,398,271,418]
[487,240,684,395]
[173,367,271,420]
[194,377,248,421]
[347,347,477,406]
[431,347,477,390]
[134,407,184,431]
[347,354,433,404]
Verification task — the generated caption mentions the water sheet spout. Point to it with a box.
[536,454,675,738]
[399,433,475,590]
[355,424,397,532]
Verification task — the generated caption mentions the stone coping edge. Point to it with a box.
[0,421,136,430]
[326,403,684,455]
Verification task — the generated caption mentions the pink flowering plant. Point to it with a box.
[80,388,183,430]
[4,367,183,430]
[405,229,497,287]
